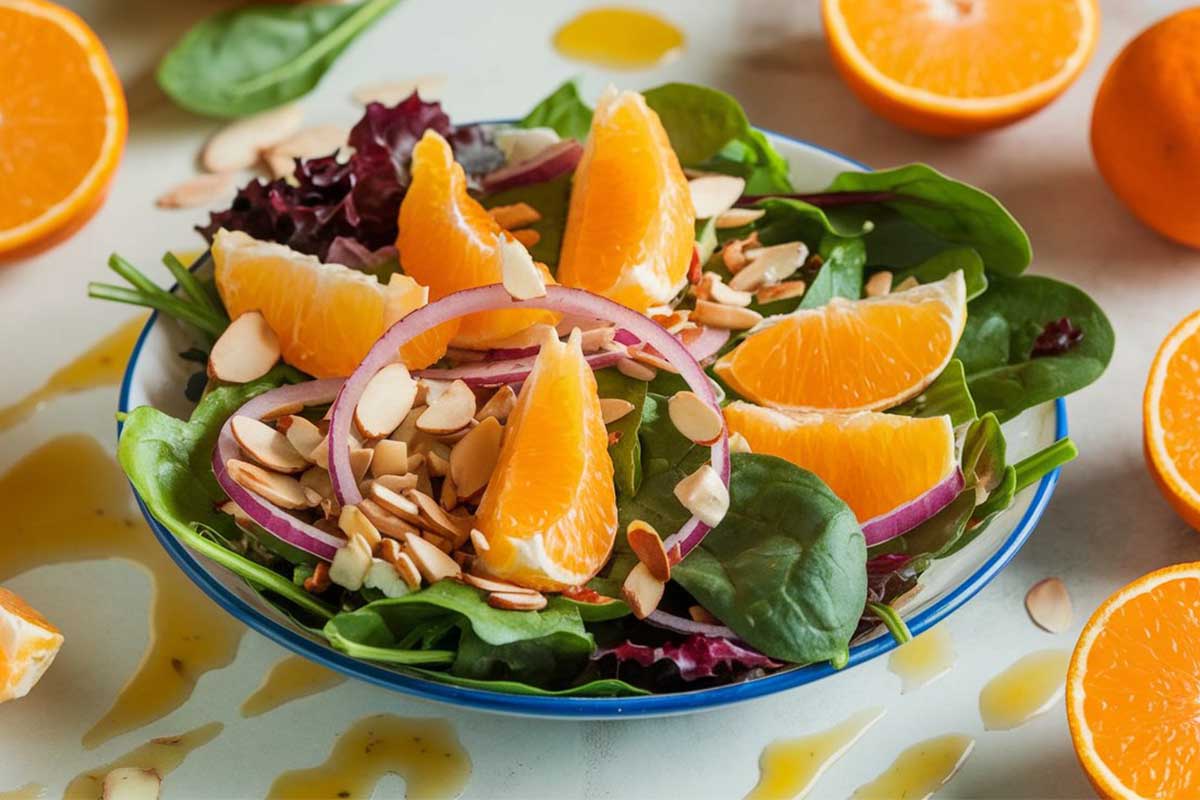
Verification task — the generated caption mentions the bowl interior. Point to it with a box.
[119,129,1063,718]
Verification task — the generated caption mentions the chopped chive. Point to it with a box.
[866,600,912,646]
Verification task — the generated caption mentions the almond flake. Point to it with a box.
[688,605,720,624]
[688,175,746,219]
[499,235,547,300]
[261,401,305,422]
[371,439,410,478]
[403,532,461,583]
[439,475,458,511]
[372,473,419,493]
[600,398,635,425]
[230,416,308,473]
[417,380,476,434]
[865,270,893,297]
[425,448,449,477]
[674,463,730,526]
[617,357,657,382]
[208,311,281,383]
[488,591,547,611]
[368,483,424,525]
[349,448,374,482]
[714,207,765,229]
[1025,577,1072,634]
[378,537,402,564]
[351,75,446,106]
[275,415,322,464]
[627,520,670,581]
[894,275,919,292]
[494,125,561,163]
[488,202,542,230]
[756,280,807,304]
[668,391,724,445]
[226,459,309,509]
[329,534,373,591]
[308,436,330,470]
[622,562,665,619]
[462,573,540,596]
[470,528,490,553]
[449,416,503,498]
[263,124,347,179]
[703,274,753,307]
[422,530,454,553]
[359,498,419,538]
[579,326,617,353]
[338,505,381,552]
[201,103,303,172]
[300,467,334,500]
[156,172,235,209]
[729,241,807,292]
[355,364,418,438]
[391,405,426,443]
[510,229,540,248]
[408,489,471,544]
[690,299,762,330]
[102,767,162,800]
[722,231,760,272]
[728,432,752,454]
[363,558,412,598]
[392,551,423,589]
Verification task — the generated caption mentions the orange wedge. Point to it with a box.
[1067,563,1200,798]
[822,0,1099,136]
[212,230,451,378]
[714,271,967,413]
[724,402,956,524]
[557,87,695,312]
[1144,309,1200,529]
[0,586,64,703]
[0,0,127,258]
[397,130,557,349]
[474,331,618,591]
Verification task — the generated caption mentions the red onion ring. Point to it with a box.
[679,325,730,365]
[482,139,583,193]
[862,467,965,547]
[646,609,740,641]
[416,348,626,387]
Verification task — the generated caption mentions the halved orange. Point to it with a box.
[714,271,967,413]
[822,0,1099,136]
[724,402,956,524]
[0,586,64,703]
[557,87,695,312]
[1145,309,1200,529]
[1067,563,1200,799]
[474,331,618,591]
[0,0,127,258]
[397,130,557,349]
[212,229,452,378]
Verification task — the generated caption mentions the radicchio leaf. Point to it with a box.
[1031,317,1084,358]
[592,635,780,681]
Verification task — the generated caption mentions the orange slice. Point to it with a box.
[1067,563,1200,799]
[557,87,695,312]
[822,0,1099,136]
[212,230,451,378]
[397,130,557,349]
[0,586,64,703]
[714,271,967,413]
[1144,309,1200,528]
[474,331,618,591]
[724,402,956,523]
[0,0,127,257]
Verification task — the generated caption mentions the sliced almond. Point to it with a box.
[218,499,252,527]
[439,475,458,511]
[730,241,807,292]
[462,573,539,596]
[371,439,410,477]
[651,310,693,336]
[351,75,446,105]
[579,326,617,353]
[488,591,547,611]
[349,448,374,482]
[276,415,323,463]
[714,207,765,229]
[688,175,746,219]
[425,448,450,477]
[690,299,762,331]
[449,416,503,498]
[470,528,490,553]
[391,405,426,443]
[363,558,412,598]
[728,432,752,454]
[378,537,402,565]
[156,172,234,209]
[101,766,162,800]
[392,551,423,589]
[422,530,454,554]
[894,275,919,292]
[208,311,281,383]
[359,498,420,538]
[230,416,308,473]
[201,103,302,172]
[722,231,760,272]
[689,605,720,624]
[510,229,540,248]
[368,483,424,525]
[627,520,670,581]
[355,364,418,438]
[339,505,381,551]
[263,124,347,179]
[865,270,893,297]
[600,398,635,425]
[617,357,657,382]
[476,385,517,422]
[668,391,724,445]
[403,532,462,583]
[329,534,373,591]
[702,274,753,307]
[1025,577,1073,634]
[300,467,333,500]
[408,489,471,544]
[756,280,807,304]
[489,202,542,230]
[622,562,665,620]
[674,463,730,526]
[372,473,419,493]
[417,380,476,435]
[226,459,309,509]
[308,436,330,470]
[499,235,547,300]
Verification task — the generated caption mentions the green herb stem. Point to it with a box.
[88,282,225,339]
[1013,437,1078,493]
[866,601,912,646]
[326,641,456,666]
[163,252,226,319]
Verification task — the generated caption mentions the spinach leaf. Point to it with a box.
[519,79,593,140]
[406,668,649,697]
[481,172,572,267]
[594,369,648,497]
[643,83,751,164]
[894,247,988,301]
[699,132,794,194]
[617,394,707,535]
[955,275,1114,422]
[673,454,867,663]
[798,234,867,310]
[890,359,977,427]
[157,0,402,118]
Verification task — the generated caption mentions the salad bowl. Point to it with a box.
[117,125,1065,719]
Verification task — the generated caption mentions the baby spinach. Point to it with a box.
[519,79,593,140]
[594,369,648,497]
[893,247,987,301]
[617,394,707,536]
[643,83,752,164]
[673,454,867,664]
[481,172,572,267]
[954,275,1114,422]
[157,0,403,118]
[890,359,977,427]
[799,234,867,310]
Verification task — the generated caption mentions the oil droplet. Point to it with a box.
[979,648,1070,731]
[63,722,223,799]
[851,734,975,800]
[241,654,347,718]
[553,7,684,69]
[266,714,471,800]
[888,624,956,693]
[0,436,244,748]
[745,707,885,800]
[0,784,45,799]
[0,316,146,433]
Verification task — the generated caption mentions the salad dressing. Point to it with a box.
[0,785,45,799]
[64,722,223,799]
[745,707,885,800]
[0,436,243,749]
[553,8,684,69]
[851,734,974,799]
[241,654,346,718]
[265,714,471,800]
[887,624,956,692]
[978,649,1071,730]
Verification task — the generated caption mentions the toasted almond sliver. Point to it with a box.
[1025,577,1072,634]
[439,475,458,511]
[391,405,425,444]
[300,467,334,500]
[722,231,760,272]
[226,459,309,509]
[393,551,423,589]
[349,448,374,483]
[368,483,423,524]
[261,401,304,422]
[689,175,746,219]
[579,326,617,353]
[668,391,724,445]
[371,439,410,477]
[461,573,539,596]
[674,464,730,526]
[157,172,235,209]
[865,270,893,297]
[704,275,753,308]
[372,473,419,493]
[351,75,446,106]
[510,229,541,248]
[622,562,665,620]
[617,357,657,382]
[277,415,323,461]
[264,124,347,178]
[499,235,547,300]
[689,605,720,624]
[338,505,381,553]
[201,103,303,172]
[208,311,281,384]
[329,534,373,590]
[470,528,490,553]
[756,280,807,305]
[599,398,635,425]
[308,435,330,470]
[714,207,766,229]
[403,532,462,583]
[894,275,919,293]
[230,415,308,473]
[690,299,762,331]
[476,385,517,423]
[449,416,503,498]
[488,591,548,611]
[378,537,402,565]
[627,520,670,581]
[425,448,450,477]
[359,498,420,538]
[408,489,471,544]
[417,380,476,435]
[729,241,807,292]
[355,364,418,438]
[422,530,454,553]
[728,432,753,454]
[489,202,542,230]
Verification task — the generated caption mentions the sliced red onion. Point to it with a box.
[416,348,627,387]
[482,139,583,193]
[680,325,729,364]
[862,468,965,547]
[646,609,740,641]
[212,379,346,560]
[328,285,731,567]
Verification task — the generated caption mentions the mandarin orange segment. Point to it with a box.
[213,230,453,378]
[398,131,557,349]
[714,271,966,412]
[724,402,955,523]
[0,586,64,703]
[474,332,618,591]
[0,0,127,257]
[1067,564,1200,799]
[557,87,695,312]
[1144,309,1200,529]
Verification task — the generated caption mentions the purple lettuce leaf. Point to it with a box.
[593,634,780,682]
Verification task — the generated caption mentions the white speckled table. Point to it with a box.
[2,1,1198,797]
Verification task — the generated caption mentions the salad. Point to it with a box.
[97,82,1113,697]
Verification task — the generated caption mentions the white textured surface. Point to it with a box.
[1,1,1198,797]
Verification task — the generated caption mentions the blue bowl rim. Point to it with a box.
[117,126,1065,718]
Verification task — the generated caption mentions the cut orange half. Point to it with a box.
[0,586,64,703]
[714,271,967,413]
[822,0,1099,136]
[1067,563,1200,799]
[1145,309,1200,528]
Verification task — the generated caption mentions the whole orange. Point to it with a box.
[1092,9,1200,248]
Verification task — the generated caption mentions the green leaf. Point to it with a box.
[481,172,572,268]
[673,454,867,664]
[643,83,751,164]
[954,275,1114,422]
[799,234,866,310]
[890,359,977,427]
[406,669,649,697]
[519,79,593,140]
[156,0,402,118]
[594,368,648,497]
[617,394,706,536]
[894,247,988,301]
